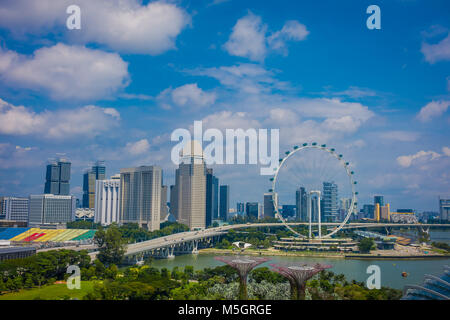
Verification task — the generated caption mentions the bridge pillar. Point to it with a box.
[193,240,198,254]
[168,245,175,259]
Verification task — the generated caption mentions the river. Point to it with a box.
[151,253,449,290]
[151,230,450,290]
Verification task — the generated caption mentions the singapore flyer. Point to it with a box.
[270,143,358,239]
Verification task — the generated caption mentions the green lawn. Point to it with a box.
[0,281,96,300]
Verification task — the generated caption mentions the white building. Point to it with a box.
[28,194,75,226]
[1,197,29,222]
[94,174,120,226]
[120,166,161,231]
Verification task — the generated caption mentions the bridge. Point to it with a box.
[88,222,450,262]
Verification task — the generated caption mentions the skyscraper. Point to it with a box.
[44,158,71,195]
[83,161,106,208]
[212,175,219,220]
[205,168,218,228]
[173,141,206,230]
[374,196,384,207]
[169,185,177,219]
[219,185,230,221]
[160,185,168,220]
[296,187,307,221]
[95,174,120,226]
[120,166,161,231]
[322,182,338,222]
[246,202,259,220]
[263,193,276,218]
[236,202,245,214]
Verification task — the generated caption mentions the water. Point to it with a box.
[152,253,450,290]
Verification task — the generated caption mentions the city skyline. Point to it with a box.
[0,1,449,212]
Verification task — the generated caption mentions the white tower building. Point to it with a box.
[94,174,120,226]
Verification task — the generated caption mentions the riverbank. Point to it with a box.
[199,247,450,260]
[199,248,346,259]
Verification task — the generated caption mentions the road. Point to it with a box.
[88,222,450,259]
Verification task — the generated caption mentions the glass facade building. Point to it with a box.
[44,158,71,195]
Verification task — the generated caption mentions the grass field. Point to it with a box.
[0,281,96,300]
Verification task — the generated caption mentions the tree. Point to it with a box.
[184,266,194,279]
[358,238,376,253]
[94,224,127,266]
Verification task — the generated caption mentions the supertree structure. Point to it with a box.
[215,256,270,300]
[270,263,332,300]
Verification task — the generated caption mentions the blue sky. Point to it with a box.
[0,0,449,212]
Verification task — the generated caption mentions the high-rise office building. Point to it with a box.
[323,182,338,222]
[281,205,296,218]
[263,193,277,218]
[169,185,177,219]
[219,185,230,221]
[120,166,161,231]
[246,202,259,220]
[83,161,106,208]
[439,197,450,221]
[1,197,29,222]
[236,202,245,214]
[205,168,219,228]
[44,158,71,195]
[212,175,219,220]
[374,196,384,207]
[160,185,168,220]
[173,141,206,230]
[29,194,75,226]
[362,204,375,219]
[296,187,307,221]
[94,174,120,226]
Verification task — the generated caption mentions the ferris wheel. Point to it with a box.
[270,143,358,239]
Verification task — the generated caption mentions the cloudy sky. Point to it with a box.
[0,0,449,212]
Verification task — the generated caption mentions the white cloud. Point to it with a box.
[379,131,420,142]
[224,13,308,61]
[397,150,441,168]
[0,143,40,169]
[201,111,261,131]
[443,146,450,156]
[421,33,450,63]
[267,20,309,53]
[0,98,120,139]
[125,139,150,155]
[0,43,129,100]
[416,100,450,122]
[332,86,377,99]
[0,0,191,55]
[158,83,216,109]
[191,64,374,144]
[189,63,288,94]
[224,13,267,62]
[268,108,299,126]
